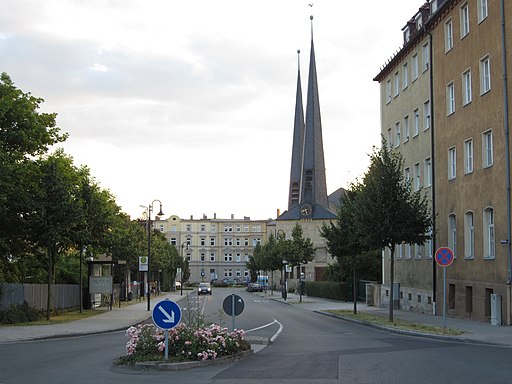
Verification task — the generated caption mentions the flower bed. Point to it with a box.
[116,323,251,365]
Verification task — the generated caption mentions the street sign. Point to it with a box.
[435,247,454,267]
[223,294,244,316]
[152,299,181,330]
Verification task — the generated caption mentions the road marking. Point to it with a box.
[244,318,283,343]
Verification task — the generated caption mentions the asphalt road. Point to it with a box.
[1,287,512,384]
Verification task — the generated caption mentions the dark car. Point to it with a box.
[198,282,212,295]
[246,282,263,292]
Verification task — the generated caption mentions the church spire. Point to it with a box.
[288,49,305,210]
[301,14,329,209]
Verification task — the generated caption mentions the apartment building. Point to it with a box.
[157,214,268,284]
[374,2,435,314]
[375,0,512,325]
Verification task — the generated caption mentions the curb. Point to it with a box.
[131,349,254,371]
[314,310,509,347]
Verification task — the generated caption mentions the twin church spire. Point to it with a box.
[280,16,334,220]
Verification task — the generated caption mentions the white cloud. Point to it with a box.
[0,0,421,220]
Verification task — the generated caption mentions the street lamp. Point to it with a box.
[145,200,164,311]
[180,240,189,296]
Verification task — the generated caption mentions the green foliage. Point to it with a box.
[0,302,44,324]
[304,281,351,301]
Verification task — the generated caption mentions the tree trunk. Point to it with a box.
[388,245,395,322]
[353,256,357,314]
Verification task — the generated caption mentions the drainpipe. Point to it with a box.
[501,0,512,325]
[427,31,437,317]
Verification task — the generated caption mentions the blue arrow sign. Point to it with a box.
[152,299,181,330]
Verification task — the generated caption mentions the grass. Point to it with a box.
[327,309,464,336]
[12,308,108,326]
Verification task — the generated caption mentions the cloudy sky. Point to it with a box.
[1,0,418,221]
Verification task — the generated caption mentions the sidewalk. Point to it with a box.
[0,291,186,343]
[260,290,512,347]
[2,290,512,347]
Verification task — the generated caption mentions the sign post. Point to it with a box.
[152,299,182,360]
[223,294,244,331]
[435,247,454,331]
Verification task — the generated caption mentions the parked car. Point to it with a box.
[198,282,212,295]
[246,282,263,292]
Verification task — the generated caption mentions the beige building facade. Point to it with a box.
[156,214,268,284]
[375,0,512,325]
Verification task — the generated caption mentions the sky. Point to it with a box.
[0,0,420,221]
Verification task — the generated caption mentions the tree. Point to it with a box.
[286,223,315,302]
[0,72,67,282]
[321,185,368,313]
[359,143,431,322]
[29,151,82,320]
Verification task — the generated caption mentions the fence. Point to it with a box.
[0,283,80,311]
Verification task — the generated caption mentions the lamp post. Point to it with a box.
[180,240,189,296]
[145,200,164,311]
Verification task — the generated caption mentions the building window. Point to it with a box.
[462,70,472,105]
[483,130,493,168]
[210,252,216,262]
[402,62,408,89]
[422,41,430,72]
[224,237,232,246]
[170,238,177,246]
[200,224,206,232]
[244,225,249,232]
[413,108,420,136]
[416,13,423,30]
[210,237,216,246]
[224,225,233,232]
[395,122,401,147]
[445,18,453,52]
[448,214,457,256]
[200,237,206,246]
[464,211,475,259]
[464,139,474,174]
[447,82,455,115]
[387,127,393,149]
[236,253,241,262]
[224,253,233,262]
[403,115,410,143]
[480,55,491,94]
[186,224,192,232]
[235,237,241,246]
[404,167,410,186]
[460,2,470,38]
[405,244,412,259]
[430,0,438,13]
[483,207,495,259]
[413,163,420,191]
[394,71,400,97]
[210,224,216,232]
[424,157,432,187]
[244,238,249,246]
[448,147,457,180]
[404,26,411,43]
[425,227,433,259]
[412,53,419,81]
[252,238,261,246]
[478,0,488,23]
[423,100,431,129]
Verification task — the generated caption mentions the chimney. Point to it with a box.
[214,213,217,219]
[231,214,234,220]
[277,208,281,217]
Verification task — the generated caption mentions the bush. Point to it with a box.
[117,323,250,364]
[304,281,350,301]
[0,302,44,324]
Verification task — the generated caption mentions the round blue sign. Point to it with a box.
[152,299,181,330]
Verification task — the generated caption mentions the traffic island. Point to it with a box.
[131,349,254,371]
